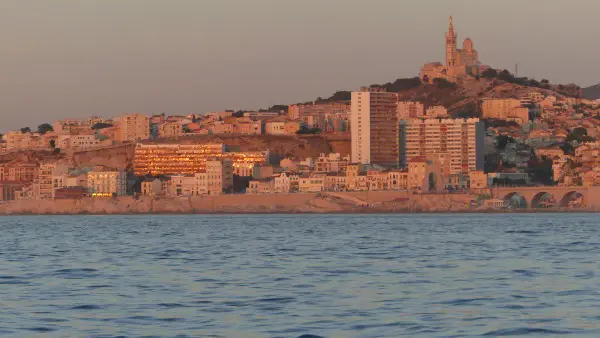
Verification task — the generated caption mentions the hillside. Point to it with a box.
[0,134,351,171]
[311,72,581,117]
[583,84,600,100]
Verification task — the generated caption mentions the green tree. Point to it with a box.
[20,127,31,133]
[433,78,456,89]
[49,139,56,148]
[455,102,480,118]
[528,158,554,185]
[38,123,54,135]
[92,122,113,130]
[498,69,515,82]
[482,68,498,79]
[566,127,594,144]
[496,135,514,150]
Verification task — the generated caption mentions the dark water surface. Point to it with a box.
[1,214,600,337]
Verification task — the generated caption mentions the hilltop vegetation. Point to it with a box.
[303,70,583,118]
[583,83,600,100]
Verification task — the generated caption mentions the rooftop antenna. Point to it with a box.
[515,63,518,77]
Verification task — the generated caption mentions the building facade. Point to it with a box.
[158,122,183,139]
[119,113,150,142]
[87,170,127,197]
[397,101,424,119]
[420,17,480,83]
[206,158,233,195]
[399,118,484,174]
[482,99,530,124]
[351,87,399,167]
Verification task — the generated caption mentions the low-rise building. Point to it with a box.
[469,171,488,189]
[273,173,291,193]
[211,123,234,135]
[0,181,27,201]
[298,175,325,193]
[38,164,70,199]
[87,170,127,197]
[536,145,564,159]
[315,153,350,173]
[233,163,255,177]
[248,179,274,194]
[206,158,233,195]
[141,179,162,196]
[54,187,89,199]
[324,174,347,192]
[158,122,183,139]
[0,161,40,183]
[387,170,409,190]
[168,175,196,196]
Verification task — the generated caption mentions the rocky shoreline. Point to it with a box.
[0,191,594,215]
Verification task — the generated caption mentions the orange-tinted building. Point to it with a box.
[133,143,269,176]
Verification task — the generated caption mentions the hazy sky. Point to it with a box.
[0,0,597,131]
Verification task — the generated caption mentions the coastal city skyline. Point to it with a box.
[4,4,600,337]
[2,11,600,213]
[1,0,600,131]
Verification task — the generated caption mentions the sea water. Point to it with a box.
[1,214,599,337]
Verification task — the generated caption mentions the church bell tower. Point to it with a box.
[445,16,457,68]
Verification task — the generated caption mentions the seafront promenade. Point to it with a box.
[0,189,597,215]
[0,191,473,215]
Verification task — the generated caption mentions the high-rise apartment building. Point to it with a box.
[399,118,484,174]
[351,87,399,167]
[119,113,150,142]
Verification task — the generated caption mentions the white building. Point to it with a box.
[38,164,70,199]
[273,173,291,193]
[351,87,399,166]
[264,121,285,135]
[87,170,127,197]
[206,158,233,195]
[315,153,350,173]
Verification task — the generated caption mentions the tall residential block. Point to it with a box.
[350,87,399,167]
[399,118,484,174]
[119,113,150,142]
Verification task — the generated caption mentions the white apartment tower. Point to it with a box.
[351,87,399,167]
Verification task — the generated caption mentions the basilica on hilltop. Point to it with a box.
[420,16,481,83]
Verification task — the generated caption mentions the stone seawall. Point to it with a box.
[0,192,477,215]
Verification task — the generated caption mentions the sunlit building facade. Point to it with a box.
[133,143,268,176]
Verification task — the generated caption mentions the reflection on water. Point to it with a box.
[1,214,599,337]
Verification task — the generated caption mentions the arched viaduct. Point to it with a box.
[490,186,600,209]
